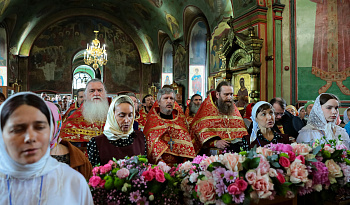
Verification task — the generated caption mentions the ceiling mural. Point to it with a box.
[0,0,239,63]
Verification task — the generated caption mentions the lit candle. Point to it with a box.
[84,51,86,59]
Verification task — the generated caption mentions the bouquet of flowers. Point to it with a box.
[88,155,183,205]
[308,136,350,202]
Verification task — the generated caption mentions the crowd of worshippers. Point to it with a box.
[0,78,350,203]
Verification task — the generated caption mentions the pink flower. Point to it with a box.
[103,163,112,172]
[155,171,166,183]
[336,144,347,150]
[129,190,141,203]
[291,143,312,155]
[157,161,171,173]
[117,168,130,179]
[180,177,193,196]
[88,176,101,187]
[251,173,274,199]
[279,156,291,168]
[245,170,257,185]
[256,147,273,158]
[222,153,245,172]
[179,161,193,172]
[323,144,335,154]
[325,159,343,184]
[268,168,278,178]
[92,167,100,175]
[137,196,149,205]
[235,178,248,192]
[296,155,305,164]
[276,172,285,184]
[288,159,308,183]
[285,190,295,199]
[257,156,270,175]
[107,160,114,165]
[142,170,155,181]
[197,179,216,203]
[99,179,105,188]
[227,183,241,195]
[286,151,296,162]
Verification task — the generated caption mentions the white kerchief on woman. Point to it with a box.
[0,92,59,179]
[307,93,337,141]
[250,101,270,144]
[343,108,350,124]
[103,95,135,140]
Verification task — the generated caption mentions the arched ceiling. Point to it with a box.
[0,0,234,63]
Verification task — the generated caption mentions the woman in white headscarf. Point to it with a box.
[0,92,93,205]
[241,101,290,150]
[297,93,350,149]
[87,95,146,166]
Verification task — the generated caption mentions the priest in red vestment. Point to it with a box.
[144,87,197,165]
[62,88,85,122]
[137,94,155,130]
[59,79,109,153]
[190,81,248,155]
[185,94,202,125]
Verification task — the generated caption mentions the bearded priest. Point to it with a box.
[144,87,198,165]
[59,79,109,153]
[190,81,248,155]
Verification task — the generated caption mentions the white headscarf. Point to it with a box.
[343,107,350,124]
[298,106,304,114]
[103,95,135,140]
[307,93,338,141]
[250,101,271,144]
[0,92,59,179]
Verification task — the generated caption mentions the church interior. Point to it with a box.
[0,0,349,112]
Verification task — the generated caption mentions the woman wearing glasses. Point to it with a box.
[297,93,350,149]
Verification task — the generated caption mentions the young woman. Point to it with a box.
[297,93,350,149]
[241,101,290,150]
[0,92,92,204]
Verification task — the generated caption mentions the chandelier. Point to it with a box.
[84,31,107,70]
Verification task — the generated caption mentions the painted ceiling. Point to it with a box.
[0,0,235,62]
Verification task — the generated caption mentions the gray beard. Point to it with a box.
[82,99,109,123]
[189,102,200,115]
[218,97,234,115]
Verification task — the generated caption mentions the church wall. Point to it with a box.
[28,16,141,94]
[295,0,350,103]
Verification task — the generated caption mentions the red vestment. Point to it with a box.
[190,91,248,146]
[144,101,197,164]
[185,106,195,125]
[62,102,80,122]
[136,107,148,130]
[59,106,105,143]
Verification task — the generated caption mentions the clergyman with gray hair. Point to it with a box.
[143,87,198,165]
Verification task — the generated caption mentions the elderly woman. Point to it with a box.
[242,101,290,150]
[0,92,92,204]
[286,105,298,116]
[297,93,350,149]
[87,95,146,166]
[46,101,92,179]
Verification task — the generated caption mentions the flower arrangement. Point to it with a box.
[88,141,350,205]
[88,155,182,205]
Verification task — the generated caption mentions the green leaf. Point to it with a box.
[127,168,138,180]
[242,158,251,170]
[271,161,281,168]
[307,158,318,162]
[249,157,260,169]
[207,162,226,171]
[313,146,322,155]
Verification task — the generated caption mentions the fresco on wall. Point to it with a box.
[28,17,141,93]
[296,0,350,101]
[165,12,180,39]
[210,22,230,73]
[174,45,186,80]
[0,28,6,67]
[189,21,207,65]
[147,0,163,8]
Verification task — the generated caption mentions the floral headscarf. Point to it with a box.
[307,93,338,141]
[46,101,62,149]
[103,95,135,140]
